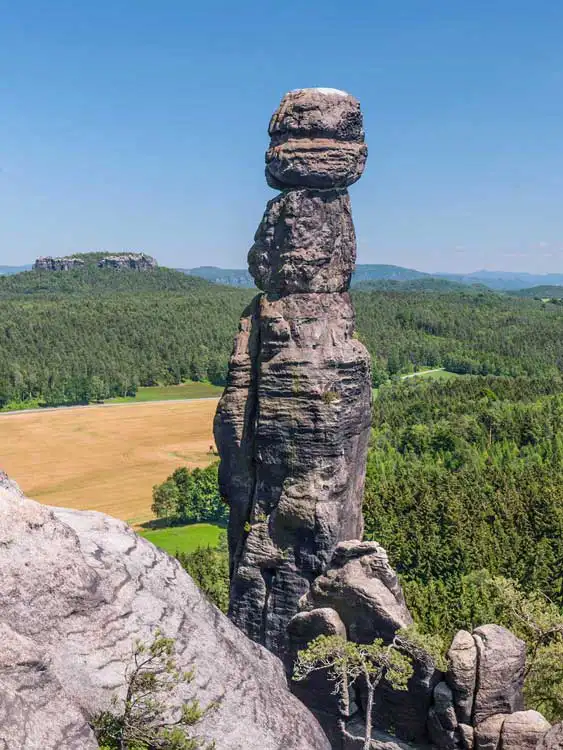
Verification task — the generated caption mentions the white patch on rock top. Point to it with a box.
[291,87,349,96]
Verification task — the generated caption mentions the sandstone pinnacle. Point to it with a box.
[214,88,372,660]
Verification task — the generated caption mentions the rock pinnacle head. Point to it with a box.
[265,88,368,190]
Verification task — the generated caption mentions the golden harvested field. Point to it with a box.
[0,399,219,526]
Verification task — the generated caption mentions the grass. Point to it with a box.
[408,368,458,381]
[373,368,459,397]
[106,381,223,403]
[139,523,224,555]
[0,399,220,526]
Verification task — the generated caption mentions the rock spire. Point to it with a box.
[214,88,372,658]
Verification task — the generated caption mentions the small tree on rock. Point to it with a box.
[92,630,215,750]
[293,634,413,750]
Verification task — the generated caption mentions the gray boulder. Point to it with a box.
[539,723,563,749]
[500,710,550,749]
[474,714,505,750]
[288,607,347,648]
[446,630,477,724]
[472,625,525,724]
[302,540,413,644]
[266,88,367,190]
[343,717,431,749]
[249,188,357,294]
[427,682,460,749]
[288,608,351,717]
[0,480,330,750]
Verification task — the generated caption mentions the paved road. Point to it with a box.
[0,396,221,418]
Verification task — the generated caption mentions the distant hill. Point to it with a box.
[438,270,563,291]
[353,277,489,294]
[183,263,431,289]
[352,264,428,283]
[181,266,255,287]
[5,259,563,292]
[507,285,563,299]
[0,263,215,299]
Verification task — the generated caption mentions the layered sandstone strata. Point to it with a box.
[214,88,371,658]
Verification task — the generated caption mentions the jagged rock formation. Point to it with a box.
[33,256,85,271]
[214,87,372,660]
[0,473,330,750]
[33,252,157,271]
[97,252,157,270]
[286,539,558,750]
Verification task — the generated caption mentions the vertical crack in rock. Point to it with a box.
[214,88,371,660]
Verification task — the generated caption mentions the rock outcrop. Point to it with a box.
[97,252,157,270]
[299,540,413,644]
[33,256,85,271]
[33,252,157,271]
[429,625,535,750]
[0,474,330,750]
[214,87,372,659]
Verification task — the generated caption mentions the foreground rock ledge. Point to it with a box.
[0,476,330,750]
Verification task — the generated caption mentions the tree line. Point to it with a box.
[1,266,563,409]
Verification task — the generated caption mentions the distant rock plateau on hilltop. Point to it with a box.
[33,252,158,271]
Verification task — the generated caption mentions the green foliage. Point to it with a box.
[294,635,412,750]
[0,268,254,409]
[294,634,412,691]
[405,571,563,722]
[152,463,227,526]
[363,374,563,719]
[91,631,215,750]
[365,376,563,604]
[176,532,229,613]
[353,290,563,380]
[2,271,563,410]
[139,524,224,556]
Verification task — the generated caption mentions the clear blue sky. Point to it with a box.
[2,0,563,273]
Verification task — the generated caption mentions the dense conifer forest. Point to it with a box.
[1,264,562,408]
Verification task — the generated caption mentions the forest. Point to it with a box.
[364,374,563,719]
[1,264,563,408]
[5,261,563,717]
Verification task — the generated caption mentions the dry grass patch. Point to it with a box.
[0,399,219,526]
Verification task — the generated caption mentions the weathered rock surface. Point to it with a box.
[344,717,431,749]
[427,682,460,749]
[249,188,356,294]
[288,608,352,733]
[301,540,413,644]
[539,723,563,749]
[32,253,157,272]
[33,256,85,271]
[0,477,330,750]
[215,88,371,659]
[0,623,98,750]
[97,252,157,270]
[472,625,525,725]
[474,713,505,750]
[500,710,551,749]
[266,88,367,189]
[446,630,477,725]
[288,607,347,647]
[215,291,371,658]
